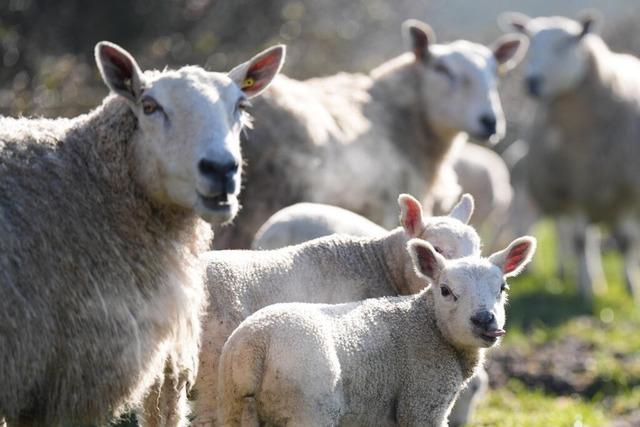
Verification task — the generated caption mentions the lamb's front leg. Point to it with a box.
[398,385,457,427]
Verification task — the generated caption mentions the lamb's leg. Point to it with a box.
[615,217,640,304]
[191,345,223,427]
[447,367,488,427]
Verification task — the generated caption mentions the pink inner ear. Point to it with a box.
[504,242,529,273]
[416,245,438,278]
[402,199,421,236]
[246,52,281,92]
[102,46,133,79]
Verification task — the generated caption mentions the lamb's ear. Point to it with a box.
[448,193,474,224]
[497,12,531,34]
[577,9,602,39]
[491,34,528,73]
[402,19,435,62]
[228,45,286,98]
[398,193,424,237]
[489,236,537,278]
[95,41,145,103]
[408,239,446,283]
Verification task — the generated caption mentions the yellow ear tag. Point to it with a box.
[242,77,255,89]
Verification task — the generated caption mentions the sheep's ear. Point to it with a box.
[497,12,531,34]
[398,193,425,237]
[408,239,445,283]
[402,19,435,62]
[577,9,602,39]
[228,45,286,98]
[489,236,537,278]
[95,41,145,103]
[491,34,528,73]
[448,193,474,224]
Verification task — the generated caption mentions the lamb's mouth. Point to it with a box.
[477,328,505,345]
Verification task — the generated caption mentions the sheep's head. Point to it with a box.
[408,236,536,349]
[498,11,600,99]
[402,19,527,144]
[399,192,481,260]
[95,41,285,225]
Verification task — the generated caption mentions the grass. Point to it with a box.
[472,220,640,426]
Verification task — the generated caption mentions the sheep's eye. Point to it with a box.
[141,96,160,115]
[440,285,451,297]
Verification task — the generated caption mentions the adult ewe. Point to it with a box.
[214,19,527,249]
[500,11,640,302]
[219,236,536,426]
[192,194,480,426]
[0,41,284,426]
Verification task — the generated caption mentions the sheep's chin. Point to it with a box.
[195,194,239,225]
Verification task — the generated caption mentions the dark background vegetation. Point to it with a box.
[2,1,639,425]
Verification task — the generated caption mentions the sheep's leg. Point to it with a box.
[574,217,607,301]
[555,217,576,282]
[138,359,190,427]
[139,378,163,427]
[615,217,640,304]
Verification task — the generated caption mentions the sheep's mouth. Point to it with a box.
[198,192,234,211]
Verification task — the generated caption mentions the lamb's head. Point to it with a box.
[499,11,600,98]
[402,19,527,143]
[408,236,536,349]
[399,193,481,260]
[94,41,285,225]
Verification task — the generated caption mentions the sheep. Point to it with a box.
[250,196,488,427]
[500,11,640,303]
[252,202,386,249]
[191,193,480,426]
[212,19,527,249]
[218,235,537,426]
[433,143,514,247]
[0,41,285,426]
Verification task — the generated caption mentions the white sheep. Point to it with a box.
[213,19,527,249]
[250,196,488,427]
[500,11,640,302]
[218,236,537,426]
[0,41,284,426]
[191,193,480,426]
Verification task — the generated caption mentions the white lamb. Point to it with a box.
[213,19,527,249]
[0,41,284,426]
[500,11,640,302]
[191,193,480,426]
[219,236,537,426]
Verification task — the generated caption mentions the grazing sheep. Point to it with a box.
[192,194,480,426]
[500,11,640,302]
[213,19,527,249]
[252,202,386,249]
[0,41,284,426]
[434,143,514,244]
[219,236,537,426]
[250,196,489,427]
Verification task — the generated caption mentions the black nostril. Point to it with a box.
[526,76,543,97]
[198,158,239,180]
[471,311,495,327]
[479,115,497,135]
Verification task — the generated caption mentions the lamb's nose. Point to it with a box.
[526,76,543,97]
[470,310,495,328]
[479,115,497,136]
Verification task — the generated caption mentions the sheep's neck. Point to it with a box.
[368,54,461,194]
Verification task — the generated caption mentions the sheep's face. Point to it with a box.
[408,236,536,349]
[403,20,527,144]
[499,13,598,99]
[95,42,285,225]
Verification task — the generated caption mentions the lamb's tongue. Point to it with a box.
[484,328,506,338]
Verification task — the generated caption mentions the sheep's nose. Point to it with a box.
[470,310,495,328]
[478,115,497,136]
[526,76,543,97]
[198,158,239,194]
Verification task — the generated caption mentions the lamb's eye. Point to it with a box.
[236,98,251,113]
[500,282,509,293]
[434,62,454,80]
[434,246,444,254]
[440,285,451,297]
[141,96,160,115]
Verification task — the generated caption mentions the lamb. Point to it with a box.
[213,19,527,249]
[0,41,284,426]
[218,236,537,426]
[191,193,480,426]
[500,11,640,302]
[250,196,487,427]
